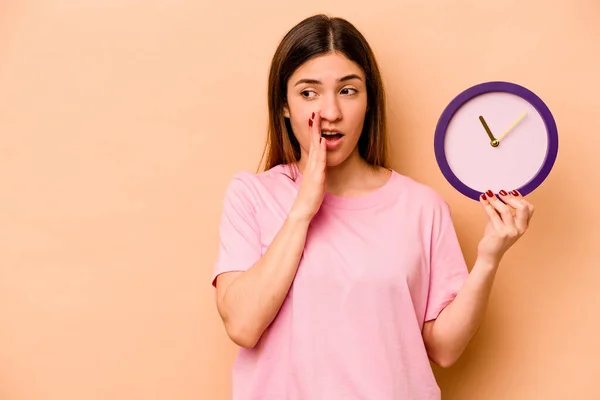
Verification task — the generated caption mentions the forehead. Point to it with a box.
[290,52,364,82]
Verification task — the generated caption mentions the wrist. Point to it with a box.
[474,254,500,272]
[287,208,314,226]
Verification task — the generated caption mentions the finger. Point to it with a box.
[305,117,316,167]
[306,113,323,172]
[313,111,322,148]
[309,112,323,171]
[318,129,327,169]
[511,189,535,221]
[308,112,318,151]
[480,192,504,230]
[486,190,517,231]
[498,189,530,233]
[524,200,535,220]
[310,111,321,150]
[306,134,316,170]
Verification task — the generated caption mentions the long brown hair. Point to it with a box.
[257,14,390,176]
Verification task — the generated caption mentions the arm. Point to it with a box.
[215,211,311,348]
[422,257,497,368]
[215,112,327,348]
[422,190,534,368]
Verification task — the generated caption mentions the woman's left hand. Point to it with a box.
[477,189,535,266]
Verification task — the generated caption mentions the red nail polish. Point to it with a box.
[486,190,493,197]
[312,112,315,119]
[308,118,313,127]
[481,193,487,200]
[499,190,508,196]
[511,190,519,196]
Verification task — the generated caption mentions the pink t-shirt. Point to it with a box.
[212,164,469,400]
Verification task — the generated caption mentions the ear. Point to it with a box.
[282,105,290,118]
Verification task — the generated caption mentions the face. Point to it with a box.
[283,52,368,168]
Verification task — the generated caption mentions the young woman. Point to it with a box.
[211,14,534,400]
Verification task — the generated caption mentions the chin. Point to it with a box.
[325,151,353,168]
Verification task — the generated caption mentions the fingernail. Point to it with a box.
[481,193,487,201]
[499,190,508,196]
[486,190,493,197]
[511,190,519,196]
[312,112,315,119]
[308,118,313,127]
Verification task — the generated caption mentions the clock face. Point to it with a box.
[434,81,558,201]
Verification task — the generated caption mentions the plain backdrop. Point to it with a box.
[1,0,599,399]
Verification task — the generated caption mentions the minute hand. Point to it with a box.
[497,111,527,142]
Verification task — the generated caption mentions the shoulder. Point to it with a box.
[388,171,459,236]
[225,163,293,191]
[222,164,295,206]
[386,169,457,224]
[390,170,450,209]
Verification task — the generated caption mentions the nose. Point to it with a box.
[319,94,342,123]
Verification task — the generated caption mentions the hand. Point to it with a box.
[478,116,499,147]
[497,111,527,142]
[289,111,327,221]
[477,189,535,266]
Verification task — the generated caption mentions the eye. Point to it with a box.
[300,90,317,98]
[340,87,358,95]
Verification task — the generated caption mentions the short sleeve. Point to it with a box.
[424,198,469,322]
[211,173,262,287]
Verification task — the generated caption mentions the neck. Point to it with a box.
[327,153,370,194]
[297,149,375,196]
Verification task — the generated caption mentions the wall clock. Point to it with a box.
[434,81,559,201]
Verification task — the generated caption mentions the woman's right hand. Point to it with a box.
[290,111,327,222]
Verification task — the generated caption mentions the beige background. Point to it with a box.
[1,1,598,399]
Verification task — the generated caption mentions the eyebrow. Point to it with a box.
[293,74,363,86]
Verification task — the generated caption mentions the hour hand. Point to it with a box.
[478,115,499,147]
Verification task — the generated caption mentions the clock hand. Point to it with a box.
[497,111,527,142]
[478,116,499,147]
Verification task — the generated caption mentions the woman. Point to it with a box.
[211,14,534,400]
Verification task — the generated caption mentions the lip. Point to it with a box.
[321,133,344,151]
[321,128,344,135]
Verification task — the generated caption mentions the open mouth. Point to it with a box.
[321,131,344,140]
